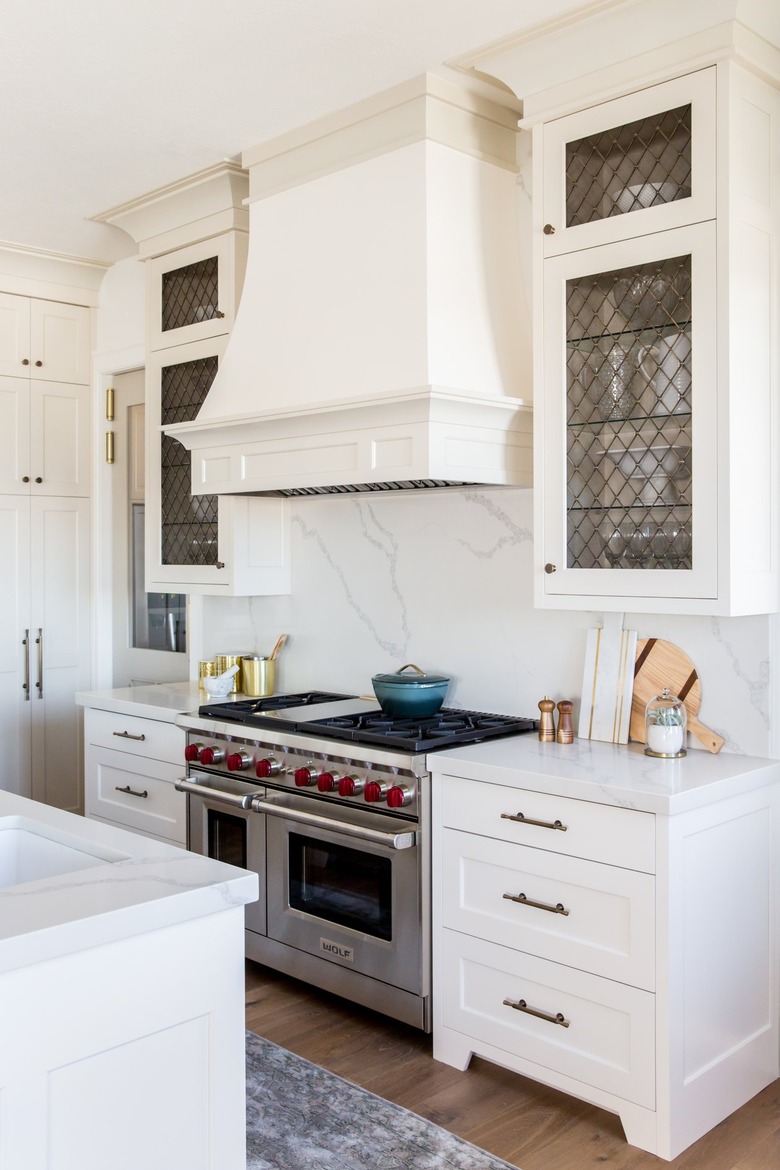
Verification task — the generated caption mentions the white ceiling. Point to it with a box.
[0,0,593,265]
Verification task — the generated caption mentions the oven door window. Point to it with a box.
[207,808,247,869]
[288,833,392,941]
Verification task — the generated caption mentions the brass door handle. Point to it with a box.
[503,997,569,1027]
[500,812,568,831]
[503,892,569,916]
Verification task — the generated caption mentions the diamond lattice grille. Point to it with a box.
[160,355,219,567]
[566,104,692,228]
[565,255,692,571]
[161,257,220,333]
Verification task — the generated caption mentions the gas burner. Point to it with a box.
[199,691,353,721]
[299,708,537,752]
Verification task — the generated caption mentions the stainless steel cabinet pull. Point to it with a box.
[251,793,418,851]
[115,785,148,799]
[175,778,261,810]
[503,892,569,916]
[501,812,567,831]
[113,730,146,741]
[503,997,570,1028]
[35,628,42,697]
[22,629,30,700]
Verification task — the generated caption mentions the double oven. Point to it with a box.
[176,692,534,1031]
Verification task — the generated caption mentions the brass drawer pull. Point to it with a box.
[501,812,568,831]
[113,730,146,741]
[503,892,569,916]
[115,785,148,799]
[503,997,570,1028]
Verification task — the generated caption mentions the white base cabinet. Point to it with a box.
[432,743,780,1161]
[84,707,186,845]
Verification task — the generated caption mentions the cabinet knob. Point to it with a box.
[21,358,29,366]
[544,563,557,574]
[215,310,225,319]
[543,224,556,236]
[216,560,225,569]
[35,477,42,484]
[22,476,30,483]
[34,360,42,367]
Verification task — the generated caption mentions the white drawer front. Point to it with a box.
[441,829,655,989]
[85,708,184,765]
[441,930,655,1108]
[85,748,186,843]
[88,813,186,848]
[440,774,655,872]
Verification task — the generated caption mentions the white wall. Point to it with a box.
[199,488,773,758]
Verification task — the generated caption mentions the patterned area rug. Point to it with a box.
[246,1031,518,1170]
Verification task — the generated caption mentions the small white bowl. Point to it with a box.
[613,181,685,214]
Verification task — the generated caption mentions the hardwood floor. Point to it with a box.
[245,961,780,1170]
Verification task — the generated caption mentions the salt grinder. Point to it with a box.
[556,700,574,744]
[538,697,556,742]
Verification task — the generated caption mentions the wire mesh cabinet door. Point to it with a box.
[540,223,717,606]
[540,68,716,258]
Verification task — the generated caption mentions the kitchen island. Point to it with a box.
[432,736,780,1161]
[0,788,257,1170]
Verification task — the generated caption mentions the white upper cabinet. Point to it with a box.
[532,62,780,615]
[0,295,90,384]
[148,233,247,352]
[541,70,716,258]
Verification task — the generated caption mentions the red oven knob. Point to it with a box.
[294,766,321,787]
[227,750,250,771]
[255,757,281,779]
[317,772,337,792]
[199,746,225,766]
[364,780,388,803]
[184,743,202,762]
[337,775,363,797]
[387,785,412,808]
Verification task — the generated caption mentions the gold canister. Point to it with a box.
[241,655,276,698]
[214,653,243,694]
[198,660,216,690]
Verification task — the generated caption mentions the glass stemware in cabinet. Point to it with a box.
[566,252,693,573]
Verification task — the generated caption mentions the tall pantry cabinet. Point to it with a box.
[0,292,91,812]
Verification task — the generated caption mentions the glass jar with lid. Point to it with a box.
[644,687,687,757]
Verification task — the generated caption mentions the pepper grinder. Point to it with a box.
[556,700,574,744]
[538,697,556,742]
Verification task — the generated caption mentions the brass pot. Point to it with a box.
[241,655,275,698]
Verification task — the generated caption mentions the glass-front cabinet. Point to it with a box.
[148,233,247,352]
[542,223,717,602]
[533,64,779,614]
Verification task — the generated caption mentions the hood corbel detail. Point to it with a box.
[163,73,533,495]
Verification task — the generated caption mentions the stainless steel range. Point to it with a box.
[176,692,535,1031]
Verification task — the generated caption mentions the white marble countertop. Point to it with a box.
[76,681,203,721]
[431,734,780,815]
[0,790,257,975]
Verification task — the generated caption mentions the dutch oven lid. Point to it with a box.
[372,663,450,686]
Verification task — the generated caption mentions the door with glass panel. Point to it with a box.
[537,68,719,603]
[541,222,717,602]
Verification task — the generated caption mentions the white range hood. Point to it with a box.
[164,74,533,496]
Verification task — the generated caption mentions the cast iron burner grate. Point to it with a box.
[198,692,352,722]
[299,709,538,752]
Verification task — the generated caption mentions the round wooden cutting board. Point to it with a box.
[630,638,724,753]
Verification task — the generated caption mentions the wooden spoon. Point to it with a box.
[269,634,287,661]
[630,638,724,753]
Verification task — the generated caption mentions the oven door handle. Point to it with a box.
[250,794,418,851]
[175,777,261,810]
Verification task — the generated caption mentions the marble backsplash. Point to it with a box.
[200,486,774,759]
